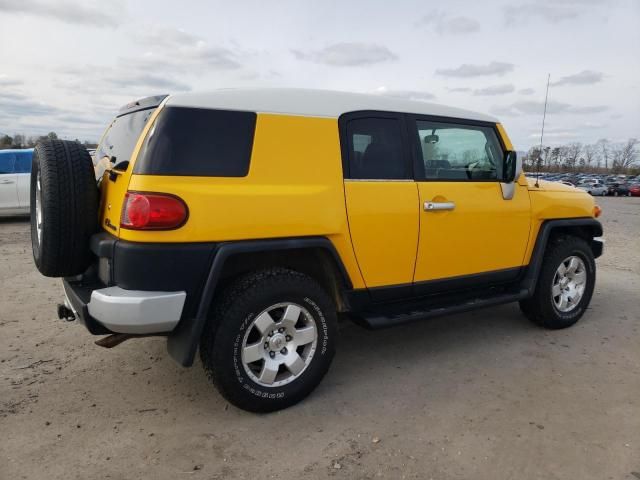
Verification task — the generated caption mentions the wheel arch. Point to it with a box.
[167,236,352,367]
[521,218,602,295]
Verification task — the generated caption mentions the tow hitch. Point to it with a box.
[57,304,76,321]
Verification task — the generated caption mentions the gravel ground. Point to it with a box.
[1,197,639,480]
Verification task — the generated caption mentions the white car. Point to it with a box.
[577,183,607,196]
[0,149,32,216]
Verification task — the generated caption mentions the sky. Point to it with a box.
[0,0,639,150]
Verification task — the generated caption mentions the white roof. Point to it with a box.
[166,88,498,123]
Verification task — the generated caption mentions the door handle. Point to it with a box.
[0,180,15,185]
[424,201,455,211]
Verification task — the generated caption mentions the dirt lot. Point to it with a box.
[1,197,639,480]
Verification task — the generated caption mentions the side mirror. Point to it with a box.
[503,151,522,183]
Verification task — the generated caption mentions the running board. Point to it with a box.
[354,289,530,330]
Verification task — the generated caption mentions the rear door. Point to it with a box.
[0,153,19,212]
[409,116,531,292]
[341,112,419,300]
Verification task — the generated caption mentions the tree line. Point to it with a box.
[523,138,639,174]
[0,132,97,149]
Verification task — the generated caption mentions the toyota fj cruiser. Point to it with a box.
[30,89,603,412]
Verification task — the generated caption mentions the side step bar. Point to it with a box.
[355,289,530,330]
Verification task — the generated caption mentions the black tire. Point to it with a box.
[519,235,596,329]
[31,140,99,277]
[200,268,337,412]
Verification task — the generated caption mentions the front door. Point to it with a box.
[409,117,531,291]
[341,113,419,300]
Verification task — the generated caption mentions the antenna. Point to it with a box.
[535,73,551,188]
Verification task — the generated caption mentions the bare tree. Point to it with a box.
[584,144,597,169]
[596,138,610,170]
[611,138,638,172]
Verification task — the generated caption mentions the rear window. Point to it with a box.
[96,108,156,166]
[134,107,256,177]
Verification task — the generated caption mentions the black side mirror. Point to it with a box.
[503,151,520,183]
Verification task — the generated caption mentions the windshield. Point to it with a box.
[94,108,156,179]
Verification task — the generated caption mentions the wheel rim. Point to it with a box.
[241,302,318,388]
[552,256,587,313]
[35,171,43,246]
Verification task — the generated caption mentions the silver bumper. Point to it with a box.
[87,287,186,334]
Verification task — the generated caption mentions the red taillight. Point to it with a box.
[121,192,188,230]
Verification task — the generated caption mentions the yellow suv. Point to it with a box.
[30,89,603,412]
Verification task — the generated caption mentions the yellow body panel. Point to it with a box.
[97,106,597,291]
[113,112,366,289]
[414,182,532,281]
[343,181,419,287]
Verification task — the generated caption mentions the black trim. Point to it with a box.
[520,218,603,294]
[166,237,352,366]
[62,277,113,335]
[413,266,521,297]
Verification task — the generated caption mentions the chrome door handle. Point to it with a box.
[424,201,455,211]
[0,180,15,184]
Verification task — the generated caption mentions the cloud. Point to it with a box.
[492,100,609,116]
[292,43,397,66]
[0,75,22,87]
[418,11,480,35]
[373,87,435,101]
[551,70,604,86]
[518,88,535,95]
[473,84,515,96]
[436,61,514,77]
[0,91,62,117]
[447,87,472,93]
[528,131,577,139]
[504,0,603,24]
[135,27,243,70]
[0,0,122,27]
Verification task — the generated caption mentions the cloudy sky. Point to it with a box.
[0,0,638,149]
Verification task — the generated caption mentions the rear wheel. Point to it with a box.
[520,235,595,329]
[200,268,337,412]
[31,140,99,277]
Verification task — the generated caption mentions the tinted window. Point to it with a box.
[14,151,33,173]
[415,120,503,180]
[96,108,156,166]
[134,107,256,177]
[0,153,16,174]
[345,117,408,180]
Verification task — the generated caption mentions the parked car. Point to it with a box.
[607,182,631,196]
[0,148,33,216]
[30,90,603,412]
[629,184,640,197]
[578,183,608,196]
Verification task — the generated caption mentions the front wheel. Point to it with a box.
[200,268,337,412]
[520,235,596,329]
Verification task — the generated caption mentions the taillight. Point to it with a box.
[120,192,188,230]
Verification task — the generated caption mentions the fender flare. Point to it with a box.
[520,217,603,295]
[167,236,351,366]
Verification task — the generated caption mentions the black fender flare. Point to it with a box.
[167,236,352,366]
[520,217,603,295]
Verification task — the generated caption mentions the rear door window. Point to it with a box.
[134,107,256,177]
[96,108,156,166]
[343,116,409,180]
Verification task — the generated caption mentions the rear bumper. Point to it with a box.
[63,280,186,334]
[62,232,216,336]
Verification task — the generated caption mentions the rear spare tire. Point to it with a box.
[31,140,99,277]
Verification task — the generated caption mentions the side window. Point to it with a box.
[415,120,503,181]
[345,117,408,180]
[0,154,16,174]
[14,152,33,173]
